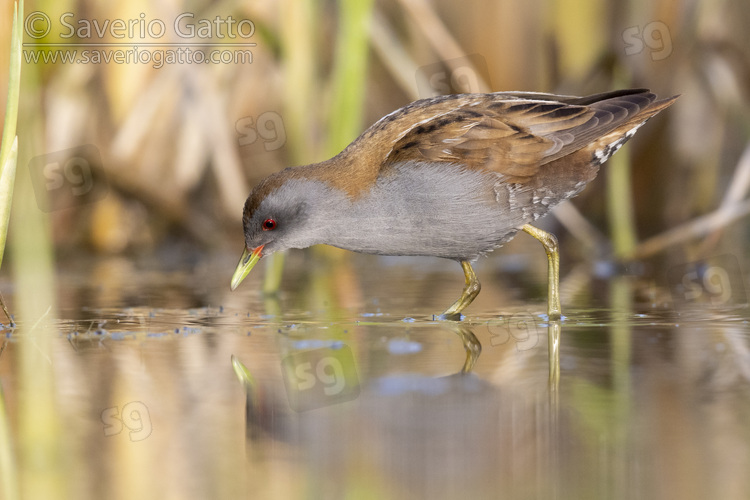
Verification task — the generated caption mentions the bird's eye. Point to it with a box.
[262,218,277,231]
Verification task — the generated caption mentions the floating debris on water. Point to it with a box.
[109,331,137,341]
[180,326,201,335]
[292,339,345,350]
[387,339,422,354]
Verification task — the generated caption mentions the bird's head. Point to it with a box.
[230,172,333,290]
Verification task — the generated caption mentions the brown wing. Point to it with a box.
[381,89,661,180]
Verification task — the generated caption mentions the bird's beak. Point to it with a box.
[230,245,264,291]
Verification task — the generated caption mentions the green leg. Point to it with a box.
[440,261,481,321]
[522,224,562,320]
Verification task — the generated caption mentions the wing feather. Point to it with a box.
[381,90,660,180]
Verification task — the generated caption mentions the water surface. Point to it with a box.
[1,250,749,499]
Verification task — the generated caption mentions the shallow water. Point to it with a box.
[2,250,750,499]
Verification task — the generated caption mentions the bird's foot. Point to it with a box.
[436,311,464,322]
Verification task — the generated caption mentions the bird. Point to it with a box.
[230,88,677,320]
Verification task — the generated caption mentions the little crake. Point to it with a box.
[230,89,677,320]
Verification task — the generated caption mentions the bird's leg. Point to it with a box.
[522,224,562,320]
[440,261,481,321]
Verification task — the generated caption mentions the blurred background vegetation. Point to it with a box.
[0,0,748,272]
[1,2,750,499]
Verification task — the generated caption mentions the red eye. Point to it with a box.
[262,218,277,231]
